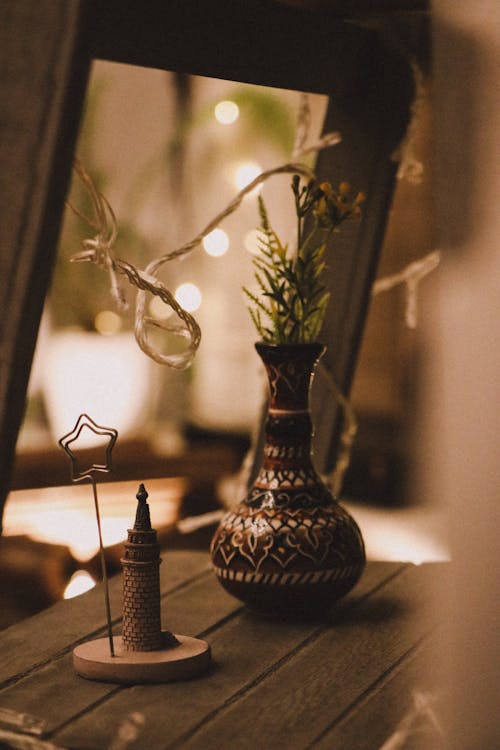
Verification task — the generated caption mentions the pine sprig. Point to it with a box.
[244,176,364,343]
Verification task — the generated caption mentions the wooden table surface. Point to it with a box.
[0,552,441,750]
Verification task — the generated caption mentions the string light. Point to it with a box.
[175,282,202,312]
[234,162,262,191]
[67,86,437,501]
[68,101,341,367]
[214,100,239,125]
[372,250,440,329]
[379,691,445,749]
[203,228,229,257]
[392,60,427,185]
[69,158,201,370]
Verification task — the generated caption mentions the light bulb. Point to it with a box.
[175,283,202,312]
[203,228,229,257]
[234,162,262,191]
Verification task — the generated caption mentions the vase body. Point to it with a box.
[210,342,365,617]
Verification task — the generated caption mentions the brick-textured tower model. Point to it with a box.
[121,483,164,651]
[73,481,210,683]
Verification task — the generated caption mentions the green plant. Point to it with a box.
[244,175,364,343]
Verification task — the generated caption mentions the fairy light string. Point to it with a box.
[391,59,427,186]
[372,250,441,329]
[326,249,441,494]
[69,158,202,369]
[69,96,341,368]
[378,690,445,750]
[68,88,439,494]
[319,361,359,497]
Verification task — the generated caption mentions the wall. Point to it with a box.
[425,2,500,746]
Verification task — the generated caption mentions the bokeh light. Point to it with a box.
[214,100,239,125]
[234,162,262,191]
[175,282,202,312]
[203,228,230,257]
[63,570,96,599]
[244,229,262,255]
[94,310,122,335]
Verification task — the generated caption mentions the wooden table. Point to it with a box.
[0,553,442,749]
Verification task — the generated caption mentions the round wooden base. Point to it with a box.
[73,634,210,684]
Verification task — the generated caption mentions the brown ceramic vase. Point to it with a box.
[210,342,365,618]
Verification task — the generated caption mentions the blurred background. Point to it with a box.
[2,60,447,627]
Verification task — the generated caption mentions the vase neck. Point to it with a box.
[255,342,324,411]
[254,343,324,489]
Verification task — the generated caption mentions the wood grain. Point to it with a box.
[51,562,406,749]
[0,550,211,686]
[311,638,438,750]
[177,565,437,750]
[0,557,442,750]
[0,561,239,731]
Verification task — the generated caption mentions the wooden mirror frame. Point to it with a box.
[0,0,424,529]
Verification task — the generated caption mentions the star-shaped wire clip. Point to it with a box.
[59,413,118,483]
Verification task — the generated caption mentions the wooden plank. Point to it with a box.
[312,637,439,750]
[89,0,373,96]
[311,36,415,473]
[0,573,241,734]
[175,564,438,750]
[0,550,211,686]
[52,562,406,749]
[0,0,92,527]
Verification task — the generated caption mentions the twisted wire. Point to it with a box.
[68,108,340,369]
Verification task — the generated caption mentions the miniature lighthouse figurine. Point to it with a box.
[73,483,211,683]
[122,484,168,652]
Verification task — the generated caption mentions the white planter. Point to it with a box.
[42,331,152,444]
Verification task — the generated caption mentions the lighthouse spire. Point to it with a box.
[133,483,152,531]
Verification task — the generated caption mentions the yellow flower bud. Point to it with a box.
[313,197,328,216]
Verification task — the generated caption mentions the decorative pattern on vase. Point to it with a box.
[211,343,366,617]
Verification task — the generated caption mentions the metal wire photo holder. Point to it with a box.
[59,413,118,657]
